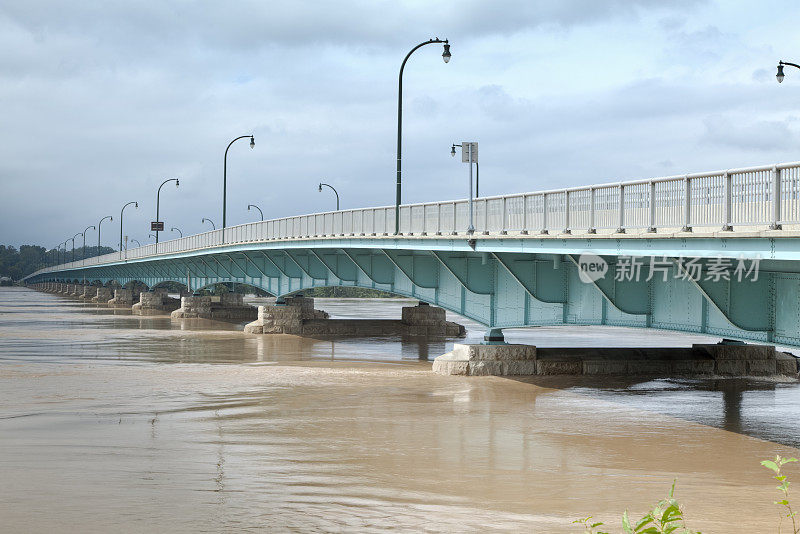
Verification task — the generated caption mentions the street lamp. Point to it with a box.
[450,142,478,234]
[318,183,340,211]
[395,38,451,234]
[171,227,183,238]
[451,142,480,197]
[120,201,138,253]
[82,225,96,264]
[155,178,179,250]
[223,135,255,241]
[777,60,800,83]
[70,232,82,262]
[247,204,264,221]
[97,215,112,256]
[202,218,216,230]
[149,233,156,242]
[131,239,141,248]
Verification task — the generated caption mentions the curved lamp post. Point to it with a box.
[155,178,179,249]
[202,218,216,230]
[247,204,263,221]
[120,201,138,252]
[223,135,255,241]
[777,60,800,83]
[82,225,96,264]
[395,38,451,234]
[97,215,112,256]
[56,241,67,266]
[70,232,82,262]
[318,183,340,211]
[171,227,183,238]
[130,239,141,248]
[149,233,156,242]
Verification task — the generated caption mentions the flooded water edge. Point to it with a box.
[1,287,799,532]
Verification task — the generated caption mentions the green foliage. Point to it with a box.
[0,244,116,280]
[575,457,800,533]
[575,481,698,534]
[761,455,799,533]
[300,286,401,298]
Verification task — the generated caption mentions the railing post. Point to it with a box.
[500,197,508,235]
[681,175,692,232]
[647,181,656,233]
[451,202,458,235]
[722,171,733,231]
[771,165,782,230]
[421,205,427,236]
[482,199,489,235]
[520,195,529,235]
[436,203,442,235]
[588,188,596,234]
[540,194,548,235]
[616,184,625,233]
[563,191,571,234]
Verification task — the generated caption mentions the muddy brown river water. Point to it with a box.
[1,287,799,532]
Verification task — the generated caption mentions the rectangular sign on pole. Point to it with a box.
[461,142,478,163]
[151,221,164,232]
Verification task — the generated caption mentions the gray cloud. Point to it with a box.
[3,0,799,248]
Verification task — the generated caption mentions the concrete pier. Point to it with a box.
[132,290,182,315]
[244,298,466,337]
[108,289,136,308]
[171,293,257,321]
[78,285,96,300]
[433,342,800,378]
[92,287,114,303]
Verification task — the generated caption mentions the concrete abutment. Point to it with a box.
[244,298,466,338]
[433,342,799,378]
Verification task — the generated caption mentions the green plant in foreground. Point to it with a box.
[761,455,799,534]
[574,480,699,534]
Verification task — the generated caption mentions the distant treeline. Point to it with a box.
[0,245,116,280]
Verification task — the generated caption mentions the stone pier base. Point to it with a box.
[92,287,114,303]
[244,299,466,338]
[108,289,137,308]
[433,342,799,378]
[78,285,96,300]
[132,290,182,315]
[171,294,257,321]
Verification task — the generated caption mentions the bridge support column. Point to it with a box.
[433,342,799,377]
[244,299,466,337]
[133,289,181,315]
[92,287,114,303]
[109,289,135,308]
[78,285,96,300]
[171,294,257,321]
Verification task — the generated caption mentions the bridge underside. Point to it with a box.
[26,238,800,348]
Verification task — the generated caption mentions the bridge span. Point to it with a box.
[24,160,800,348]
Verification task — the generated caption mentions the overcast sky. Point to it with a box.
[2,1,799,249]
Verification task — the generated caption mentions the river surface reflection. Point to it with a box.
[1,287,798,532]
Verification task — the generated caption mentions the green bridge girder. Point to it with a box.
[25,236,800,347]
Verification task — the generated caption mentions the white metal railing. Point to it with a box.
[29,161,800,277]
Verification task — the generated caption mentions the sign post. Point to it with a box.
[461,142,478,234]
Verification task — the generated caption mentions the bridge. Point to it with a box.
[24,160,800,348]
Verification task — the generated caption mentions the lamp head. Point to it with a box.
[250,136,255,149]
[442,43,451,63]
[134,202,138,208]
[450,144,456,157]
[175,178,180,187]
[777,63,785,83]
[318,183,322,192]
